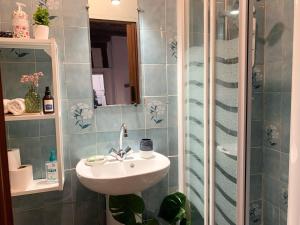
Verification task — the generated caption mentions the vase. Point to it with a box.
[33,25,49,40]
[25,86,41,113]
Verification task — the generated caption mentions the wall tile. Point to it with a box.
[63,0,88,27]
[121,105,145,130]
[142,176,168,215]
[168,156,178,190]
[40,119,56,137]
[145,97,167,128]
[264,62,282,92]
[143,64,167,96]
[73,199,102,225]
[263,148,280,178]
[250,148,262,174]
[42,170,72,204]
[64,27,90,63]
[251,121,263,147]
[13,208,44,225]
[1,62,35,99]
[9,137,43,179]
[264,93,281,123]
[168,127,178,156]
[252,93,263,121]
[167,64,177,95]
[139,0,165,30]
[263,176,280,207]
[71,170,98,203]
[280,153,289,184]
[95,106,122,132]
[146,128,168,155]
[7,121,39,138]
[250,175,262,201]
[12,193,44,213]
[65,63,92,99]
[68,99,95,134]
[42,203,74,225]
[96,132,119,155]
[141,30,166,64]
[249,201,262,225]
[68,133,97,168]
[281,93,291,153]
[263,200,279,225]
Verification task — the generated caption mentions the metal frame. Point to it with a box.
[287,1,300,224]
[177,0,186,194]
[237,0,249,224]
[209,0,216,224]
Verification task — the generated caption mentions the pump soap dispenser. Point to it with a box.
[12,2,30,39]
[45,150,58,183]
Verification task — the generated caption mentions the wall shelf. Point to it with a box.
[0,38,54,50]
[11,179,61,197]
[5,113,55,122]
[1,38,64,196]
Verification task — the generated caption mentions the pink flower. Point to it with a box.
[20,72,44,87]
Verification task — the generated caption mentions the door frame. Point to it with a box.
[0,68,14,225]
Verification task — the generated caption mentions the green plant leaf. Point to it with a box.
[158,192,187,224]
[143,218,159,225]
[109,194,145,225]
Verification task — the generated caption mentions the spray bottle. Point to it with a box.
[12,2,30,39]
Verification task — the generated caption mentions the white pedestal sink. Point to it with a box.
[75,152,170,195]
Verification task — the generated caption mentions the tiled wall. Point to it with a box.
[0,0,178,224]
[249,0,293,225]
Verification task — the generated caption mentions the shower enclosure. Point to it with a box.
[178,0,296,225]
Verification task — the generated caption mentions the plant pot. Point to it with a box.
[33,25,49,40]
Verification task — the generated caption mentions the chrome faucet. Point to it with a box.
[109,123,132,161]
[119,123,128,151]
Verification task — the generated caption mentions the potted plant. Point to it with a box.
[32,0,55,39]
[109,192,191,225]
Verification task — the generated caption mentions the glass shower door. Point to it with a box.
[211,1,240,225]
[184,0,207,224]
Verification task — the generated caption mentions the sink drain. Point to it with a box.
[130,163,135,168]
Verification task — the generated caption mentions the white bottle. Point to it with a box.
[45,150,58,183]
[12,2,30,39]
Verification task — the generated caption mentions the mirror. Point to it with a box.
[88,0,140,107]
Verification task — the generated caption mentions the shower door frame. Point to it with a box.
[178,0,250,224]
[287,1,300,224]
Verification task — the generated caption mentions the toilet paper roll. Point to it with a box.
[9,165,33,191]
[7,149,21,171]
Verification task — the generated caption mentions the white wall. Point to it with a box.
[88,0,138,22]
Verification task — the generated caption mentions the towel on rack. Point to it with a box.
[7,98,25,116]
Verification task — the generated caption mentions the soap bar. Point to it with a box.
[85,155,106,166]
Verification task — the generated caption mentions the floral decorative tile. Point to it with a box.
[145,97,167,128]
[264,124,279,146]
[249,202,262,225]
[71,102,93,130]
[252,66,263,90]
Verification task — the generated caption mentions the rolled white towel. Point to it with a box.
[3,99,10,114]
[7,99,25,116]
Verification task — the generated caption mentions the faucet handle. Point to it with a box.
[123,146,132,153]
[109,148,118,154]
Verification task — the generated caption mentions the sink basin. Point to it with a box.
[76,152,170,195]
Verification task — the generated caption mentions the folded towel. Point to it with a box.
[7,99,25,116]
[3,99,10,114]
